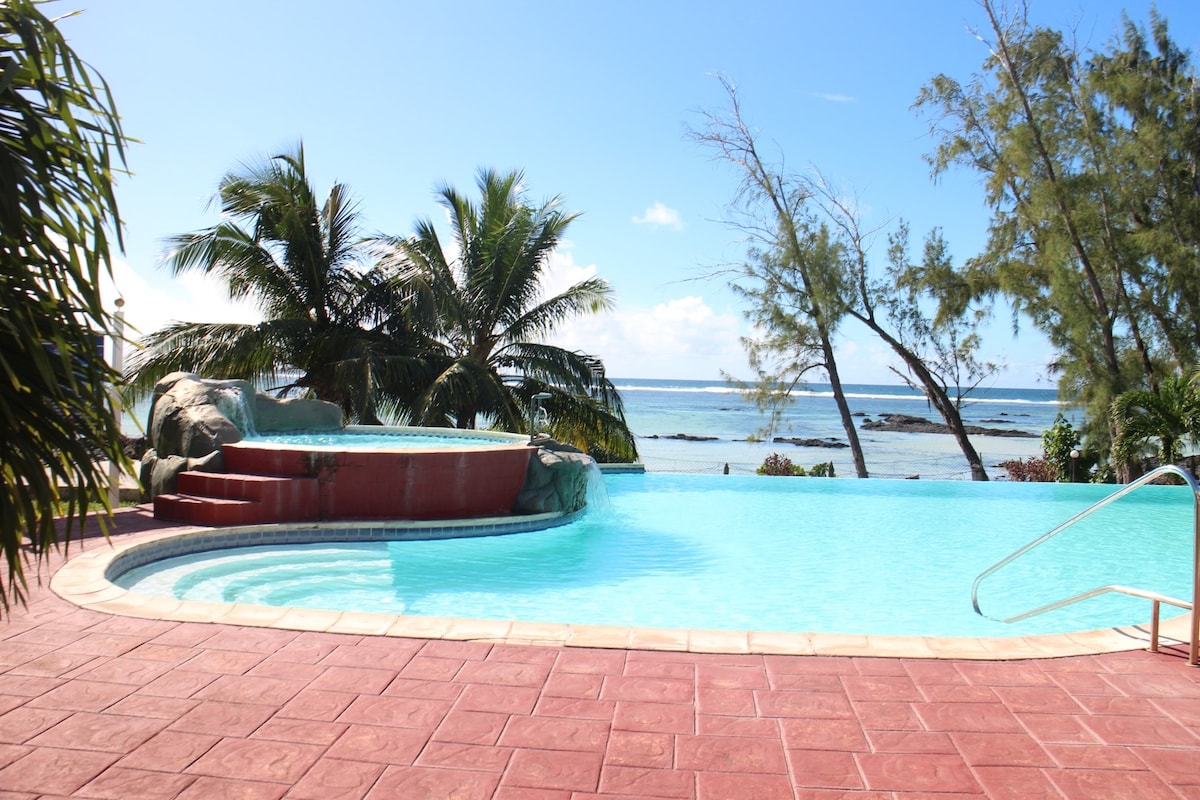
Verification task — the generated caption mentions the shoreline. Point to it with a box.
[633,428,1045,479]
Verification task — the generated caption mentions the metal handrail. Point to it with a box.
[971,464,1200,666]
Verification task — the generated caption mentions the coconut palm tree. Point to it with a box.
[128,146,435,422]
[1111,374,1200,470]
[384,169,637,460]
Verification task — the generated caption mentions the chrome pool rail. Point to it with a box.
[971,465,1200,666]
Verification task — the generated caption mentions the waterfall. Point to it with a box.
[214,386,257,437]
[584,459,611,516]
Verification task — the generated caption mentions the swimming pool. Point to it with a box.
[114,474,1196,638]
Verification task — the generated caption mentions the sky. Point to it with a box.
[58,0,1200,388]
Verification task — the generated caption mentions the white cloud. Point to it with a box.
[537,247,600,302]
[631,202,684,230]
[833,338,900,385]
[547,295,749,380]
[814,92,857,103]
[100,258,263,344]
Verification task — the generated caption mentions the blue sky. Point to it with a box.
[62,1,1200,388]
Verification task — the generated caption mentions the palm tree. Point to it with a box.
[1,1,132,614]
[1111,374,1200,471]
[128,146,435,422]
[385,169,637,460]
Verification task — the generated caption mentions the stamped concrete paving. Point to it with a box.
[1,509,1198,799]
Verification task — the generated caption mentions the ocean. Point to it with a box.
[614,378,1065,480]
[123,378,1066,480]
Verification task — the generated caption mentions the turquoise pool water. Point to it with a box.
[114,474,1196,637]
[245,430,519,448]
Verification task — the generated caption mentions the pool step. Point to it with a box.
[154,472,320,526]
[154,493,261,527]
[222,443,315,477]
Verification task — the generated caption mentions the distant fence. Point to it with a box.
[639,453,1007,481]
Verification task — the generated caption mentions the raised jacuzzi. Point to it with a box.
[154,426,536,526]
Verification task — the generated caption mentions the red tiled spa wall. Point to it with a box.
[221,442,534,521]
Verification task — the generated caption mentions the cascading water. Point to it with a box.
[213,386,257,437]
[584,460,612,515]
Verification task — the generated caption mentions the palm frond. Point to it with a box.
[505,276,614,343]
[1,0,132,613]
[125,321,287,402]
[518,380,638,461]
[1111,375,1200,464]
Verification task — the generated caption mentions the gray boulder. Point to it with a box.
[140,450,224,498]
[255,392,343,432]
[147,374,248,459]
[513,439,596,515]
[140,372,343,499]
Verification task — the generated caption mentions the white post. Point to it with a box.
[108,298,126,510]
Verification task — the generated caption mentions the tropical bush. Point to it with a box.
[1041,414,1083,482]
[1111,375,1200,471]
[997,457,1056,482]
[756,453,835,477]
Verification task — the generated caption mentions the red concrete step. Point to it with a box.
[154,493,262,527]
[177,471,315,503]
[222,443,315,477]
[158,472,321,525]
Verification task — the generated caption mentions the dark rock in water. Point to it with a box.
[772,436,849,449]
[852,411,866,417]
[860,413,1038,438]
[647,433,720,442]
[980,419,1009,424]
[861,414,943,433]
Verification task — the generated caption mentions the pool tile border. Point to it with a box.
[51,519,1194,661]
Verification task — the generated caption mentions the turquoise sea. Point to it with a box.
[615,378,1066,479]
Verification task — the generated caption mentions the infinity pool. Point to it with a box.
[114,474,1196,638]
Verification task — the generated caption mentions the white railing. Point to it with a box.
[971,465,1200,666]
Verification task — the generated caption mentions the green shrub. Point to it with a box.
[807,461,836,478]
[757,453,836,477]
[998,456,1056,482]
[1041,414,1080,482]
[758,453,796,476]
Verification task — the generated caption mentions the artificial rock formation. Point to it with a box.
[512,437,597,515]
[140,372,342,497]
[143,373,598,520]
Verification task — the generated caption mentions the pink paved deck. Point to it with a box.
[1,508,1198,799]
